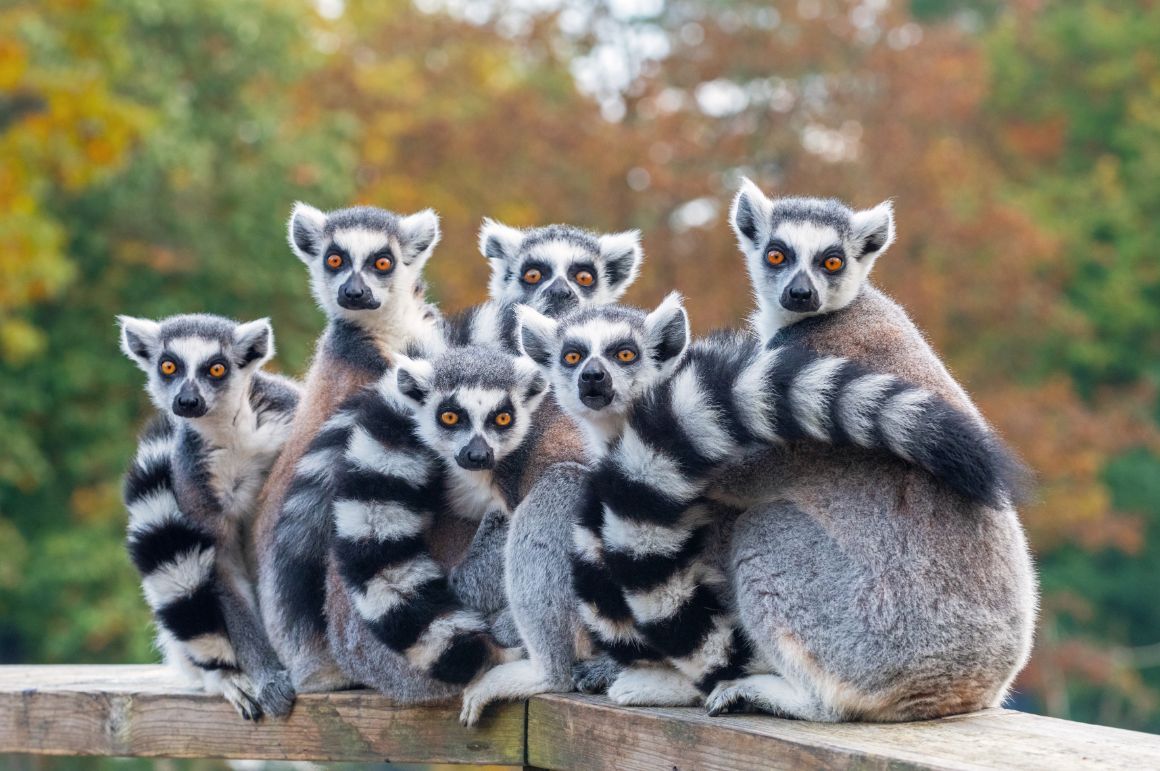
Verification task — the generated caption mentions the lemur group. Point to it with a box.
[117,179,1037,727]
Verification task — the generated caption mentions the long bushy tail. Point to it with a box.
[123,417,238,674]
[330,383,503,686]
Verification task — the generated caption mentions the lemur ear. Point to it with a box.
[288,202,328,264]
[514,356,549,406]
[515,304,560,369]
[597,230,643,297]
[643,291,690,373]
[851,200,896,261]
[233,318,274,369]
[480,218,525,298]
[392,354,435,409]
[117,316,162,370]
[730,177,774,251]
[396,209,441,266]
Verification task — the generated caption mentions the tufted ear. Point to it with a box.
[391,354,435,410]
[514,356,549,409]
[117,316,162,371]
[288,202,328,264]
[643,291,690,378]
[396,208,441,267]
[479,218,525,299]
[851,200,896,262]
[597,230,643,298]
[233,318,274,369]
[515,304,560,370]
[729,177,774,252]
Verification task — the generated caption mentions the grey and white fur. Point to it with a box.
[327,345,591,724]
[518,291,1024,708]
[254,202,443,693]
[119,314,299,720]
[700,182,1038,720]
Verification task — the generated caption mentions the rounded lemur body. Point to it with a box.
[695,183,1037,720]
[119,313,300,721]
[254,203,444,693]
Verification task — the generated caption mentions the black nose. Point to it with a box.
[343,284,365,300]
[580,362,606,383]
[337,276,381,310]
[780,273,821,312]
[546,279,571,300]
[788,285,812,300]
[456,435,495,470]
[172,386,207,418]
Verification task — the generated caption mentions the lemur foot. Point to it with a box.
[218,672,264,721]
[706,675,793,718]
[255,669,296,719]
[460,659,564,727]
[572,657,618,694]
[607,667,703,707]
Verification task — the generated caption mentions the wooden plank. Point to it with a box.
[0,665,525,765]
[526,693,1160,771]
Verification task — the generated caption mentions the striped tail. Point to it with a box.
[330,384,501,686]
[586,339,1027,692]
[267,403,361,650]
[123,416,237,674]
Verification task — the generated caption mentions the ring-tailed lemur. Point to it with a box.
[326,345,591,724]
[119,314,299,720]
[675,181,1035,721]
[254,203,444,693]
[517,293,1026,708]
[446,220,643,351]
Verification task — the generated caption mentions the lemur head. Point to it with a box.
[518,293,690,457]
[479,220,643,317]
[118,314,274,421]
[389,346,548,472]
[730,179,895,338]
[288,203,440,324]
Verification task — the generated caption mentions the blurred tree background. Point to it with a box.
[2,0,1159,734]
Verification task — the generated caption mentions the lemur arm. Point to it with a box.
[330,388,507,686]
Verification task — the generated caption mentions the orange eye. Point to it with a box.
[160,360,177,376]
[575,270,594,287]
[374,255,393,272]
[823,255,844,272]
[767,250,786,266]
[523,268,542,284]
[440,411,459,426]
[563,351,582,366]
[208,363,226,378]
[616,349,637,363]
[494,412,512,427]
[326,253,343,269]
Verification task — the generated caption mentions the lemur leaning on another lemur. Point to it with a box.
[323,221,643,712]
[697,182,1036,721]
[119,314,299,721]
[517,294,1025,709]
[253,203,443,693]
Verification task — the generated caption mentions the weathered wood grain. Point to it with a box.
[0,665,525,764]
[526,693,1160,771]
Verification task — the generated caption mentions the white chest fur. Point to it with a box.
[444,465,508,521]
[198,405,293,522]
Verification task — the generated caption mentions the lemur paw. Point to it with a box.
[459,686,489,727]
[705,681,758,717]
[220,673,263,721]
[255,669,296,719]
[607,668,703,707]
[572,658,617,694]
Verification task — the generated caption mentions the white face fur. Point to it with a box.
[389,351,548,474]
[118,315,274,425]
[729,179,896,339]
[479,220,643,317]
[288,203,440,327]
[517,293,691,458]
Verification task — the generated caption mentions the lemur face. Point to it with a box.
[518,294,690,454]
[288,203,440,323]
[391,346,548,472]
[730,180,895,337]
[479,220,643,318]
[119,314,274,420]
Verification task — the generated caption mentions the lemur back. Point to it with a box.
[254,203,443,693]
[119,313,299,721]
